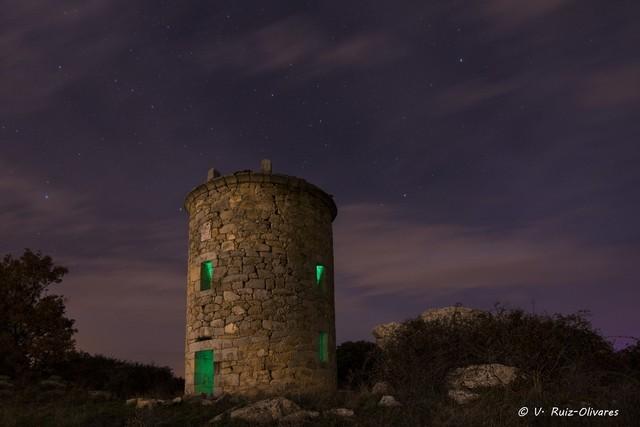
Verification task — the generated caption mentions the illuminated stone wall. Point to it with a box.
[184,162,337,396]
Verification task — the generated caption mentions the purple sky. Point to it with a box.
[1,0,639,376]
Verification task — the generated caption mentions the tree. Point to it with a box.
[0,249,76,379]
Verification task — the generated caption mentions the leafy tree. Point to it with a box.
[0,249,76,379]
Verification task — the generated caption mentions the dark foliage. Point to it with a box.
[618,339,640,379]
[375,306,640,426]
[336,340,380,389]
[51,352,184,398]
[0,249,75,379]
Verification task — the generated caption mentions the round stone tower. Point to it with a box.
[184,160,337,396]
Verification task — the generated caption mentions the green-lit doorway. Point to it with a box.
[194,349,214,395]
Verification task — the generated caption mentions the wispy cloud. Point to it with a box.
[0,0,131,116]
[334,203,634,297]
[433,78,521,114]
[197,16,407,78]
[60,256,185,372]
[0,164,186,373]
[577,63,640,109]
[479,0,576,30]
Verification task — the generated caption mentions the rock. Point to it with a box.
[223,291,240,302]
[371,381,391,395]
[232,305,246,315]
[220,397,301,424]
[448,389,479,404]
[224,323,238,334]
[172,396,183,404]
[372,306,486,347]
[446,363,519,404]
[280,410,320,425]
[39,376,66,390]
[214,392,243,405]
[211,414,226,423]
[371,322,401,347]
[88,390,112,400]
[420,306,485,324]
[378,395,402,407]
[136,398,158,409]
[447,363,518,390]
[325,408,355,417]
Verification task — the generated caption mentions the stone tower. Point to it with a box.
[184,160,337,396]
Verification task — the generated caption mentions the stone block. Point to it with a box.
[225,323,239,334]
[223,291,240,302]
[223,272,247,282]
[232,305,246,315]
[221,241,235,251]
[247,279,265,289]
[253,289,269,300]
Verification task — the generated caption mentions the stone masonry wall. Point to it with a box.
[184,170,337,396]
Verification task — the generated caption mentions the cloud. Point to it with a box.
[0,166,93,239]
[433,78,521,114]
[0,0,131,116]
[60,256,185,373]
[197,16,407,77]
[480,0,575,29]
[334,203,634,297]
[0,165,186,373]
[577,63,640,109]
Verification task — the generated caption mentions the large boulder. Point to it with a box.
[39,376,66,390]
[325,408,355,417]
[136,398,159,409]
[378,395,402,407]
[371,322,401,347]
[372,306,486,346]
[446,363,519,404]
[371,381,391,395]
[420,306,485,323]
[213,397,301,424]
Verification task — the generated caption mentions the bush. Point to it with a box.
[51,352,183,398]
[375,306,640,426]
[336,341,380,389]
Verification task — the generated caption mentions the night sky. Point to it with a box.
[2,1,639,376]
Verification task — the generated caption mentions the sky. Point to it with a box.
[1,0,639,376]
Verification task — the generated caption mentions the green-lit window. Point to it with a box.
[200,261,213,291]
[316,264,326,290]
[318,331,329,363]
[194,349,214,395]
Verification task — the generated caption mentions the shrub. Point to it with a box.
[51,352,183,398]
[336,340,380,389]
[374,306,640,426]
